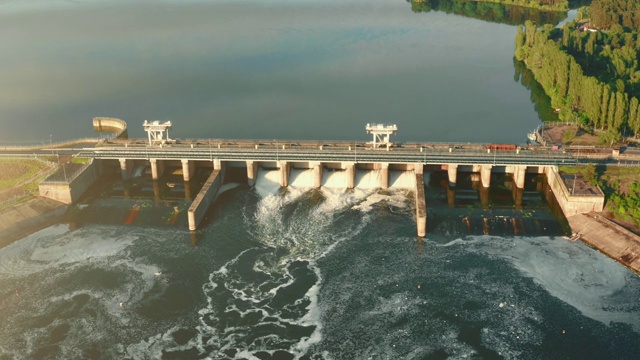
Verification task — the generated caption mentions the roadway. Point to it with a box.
[4,139,640,167]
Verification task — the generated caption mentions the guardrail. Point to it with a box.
[40,160,94,185]
[0,138,100,151]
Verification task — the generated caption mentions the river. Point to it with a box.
[1,1,639,359]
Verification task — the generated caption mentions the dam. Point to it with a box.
[30,120,603,237]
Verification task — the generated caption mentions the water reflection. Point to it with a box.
[0,0,543,143]
[410,0,568,26]
[514,58,560,123]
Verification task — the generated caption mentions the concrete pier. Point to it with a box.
[188,169,224,231]
[447,186,456,208]
[246,160,258,186]
[568,213,640,274]
[312,162,323,189]
[378,162,389,189]
[343,162,355,189]
[150,159,164,180]
[513,165,527,189]
[39,160,100,205]
[415,173,427,237]
[480,165,492,188]
[213,159,222,171]
[545,167,604,217]
[181,160,195,182]
[479,186,490,209]
[447,164,458,187]
[279,161,290,187]
[184,181,192,200]
[119,158,131,180]
[513,187,523,210]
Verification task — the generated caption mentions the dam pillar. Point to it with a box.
[447,164,458,187]
[343,162,355,189]
[514,165,527,189]
[414,172,427,237]
[279,161,290,187]
[312,162,323,189]
[188,169,224,231]
[184,181,192,200]
[153,180,161,206]
[119,158,131,180]
[480,165,492,188]
[414,163,424,175]
[447,185,456,208]
[181,160,195,182]
[213,159,222,171]
[514,187,523,210]
[379,162,389,189]
[246,161,258,187]
[150,159,164,180]
[479,185,490,209]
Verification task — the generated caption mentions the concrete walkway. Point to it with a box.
[568,212,640,275]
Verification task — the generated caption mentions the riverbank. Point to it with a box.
[568,212,640,275]
[0,197,68,249]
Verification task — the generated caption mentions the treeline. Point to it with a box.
[560,21,640,97]
[409,0,567,26]
[515,21,640,142]
[411,0,568,12]
[589,0,640,32]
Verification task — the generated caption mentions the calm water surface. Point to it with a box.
[1,1,639,359]
[1,0,540,143]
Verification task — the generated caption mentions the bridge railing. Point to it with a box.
[40,160,94,185]
[0,137,100,151]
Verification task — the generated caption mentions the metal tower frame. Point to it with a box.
[143,120,172,145]
[366,123,397,149]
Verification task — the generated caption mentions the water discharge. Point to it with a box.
[191,169,419,358]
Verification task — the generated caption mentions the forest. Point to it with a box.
[515,1,640,142]
[411,0,569,12]
[589,0,640,32]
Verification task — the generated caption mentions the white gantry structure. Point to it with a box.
[366,123,397,150]
[143,120,172,145]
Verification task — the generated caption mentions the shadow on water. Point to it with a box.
[513,58,560,123]
[425,170,570,237]
[410,0,568,26]
[69,165,212,231]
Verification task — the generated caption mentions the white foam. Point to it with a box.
[254,168,282,199]
[322,169,348,190]
[388,170,416,189]
[468,235,640,331]
[289,168,315,189]
[0,226,137,276]
[355,169,382,189]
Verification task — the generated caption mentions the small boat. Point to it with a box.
[166,182,176,188]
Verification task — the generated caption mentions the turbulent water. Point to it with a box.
[1,169,640,359]
[2,0,640,358]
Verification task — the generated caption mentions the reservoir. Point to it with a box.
[1,1,640,359]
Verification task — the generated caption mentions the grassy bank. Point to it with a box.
[559,165,640,228]
[0,158,53,209]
